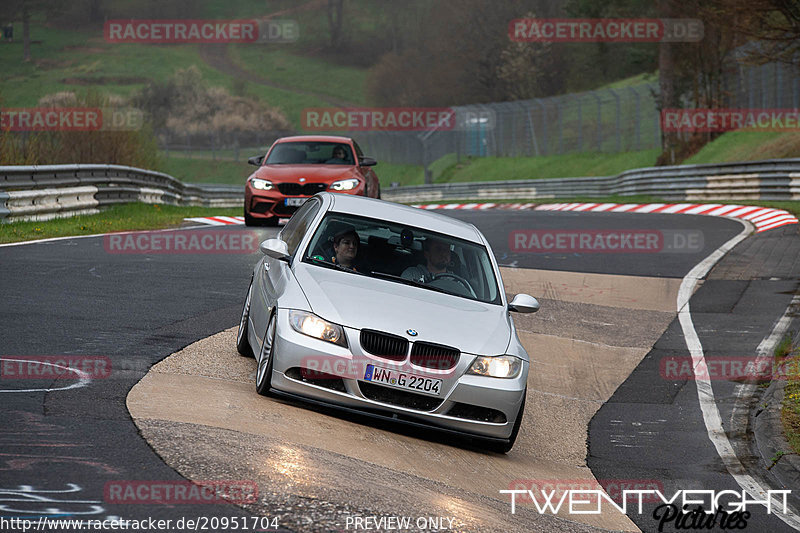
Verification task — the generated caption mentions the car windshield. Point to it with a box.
[265,142,355,165]
[301,213,501,304]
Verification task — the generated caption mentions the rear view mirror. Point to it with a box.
[359,157,377,167]
[508,294,540,313]
[248,155,264,166]
[259,238,290,261]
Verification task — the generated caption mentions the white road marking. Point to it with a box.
[0,224,209,248]
[0,357,92,393]
[677,220,800,529]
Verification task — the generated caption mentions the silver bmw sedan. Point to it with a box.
[236,192,539,453]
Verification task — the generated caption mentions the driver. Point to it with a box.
[325,145,348,164]
[401,237,451,283]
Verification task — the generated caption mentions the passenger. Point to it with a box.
[331,225,359,270]
[401,237,451,282]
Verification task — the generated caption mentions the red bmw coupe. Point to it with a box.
[244,135,380,226]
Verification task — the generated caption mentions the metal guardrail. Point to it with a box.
[0,164,242,222]
[2,159,798,223]
[381,159,800,203]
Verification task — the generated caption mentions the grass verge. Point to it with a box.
[438,150,660,183]
[779,334,800,455]
[0,204,239,244]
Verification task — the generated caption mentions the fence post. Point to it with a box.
[589,91,602,151]
[629,86,641,151]
[576,95,583,152]
[650,82,660,149]
[608,88,621,152]
[537,100,547,156]
[557,97,564,154]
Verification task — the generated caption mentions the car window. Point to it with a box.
[265,142,354,165]
[301,212,501,304]
[280,198,321,256]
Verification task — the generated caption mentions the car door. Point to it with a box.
[252,198,322,345]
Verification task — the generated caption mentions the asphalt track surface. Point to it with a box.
[1,210,798,532]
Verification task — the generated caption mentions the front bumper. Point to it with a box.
[267,309,528,440]
[245,183,365,219]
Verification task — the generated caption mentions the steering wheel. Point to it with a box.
[431,272,477,299]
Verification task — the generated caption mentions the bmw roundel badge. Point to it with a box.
[407,329,418,336]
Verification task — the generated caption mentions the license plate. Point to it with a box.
[363,364,442,397]
[284,197,306,207]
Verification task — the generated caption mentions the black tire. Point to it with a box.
[255,312,277,396]
[236,277,254,357]
[376,186,382,200]
[488,390,526,454]
[244,210,257,226]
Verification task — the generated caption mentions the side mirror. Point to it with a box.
[259,238,290,261]
[248,155,264,166]
[508,294,540,313]
[359,157,377,167]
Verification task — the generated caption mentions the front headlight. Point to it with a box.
[289,310,348,347]
[329,178,360,191]
[467,355,522,378]
[250,178,273,190]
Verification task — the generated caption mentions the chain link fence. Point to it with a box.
[356,59,800,179]
[156,59,800,181]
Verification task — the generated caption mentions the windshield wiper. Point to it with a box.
[368,271,451,296]
[308,256,360,274]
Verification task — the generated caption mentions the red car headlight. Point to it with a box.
[250,178,274,190]
[329,178,360,191]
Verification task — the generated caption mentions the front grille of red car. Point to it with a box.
[277,182,327,195]
[410,342,460,370]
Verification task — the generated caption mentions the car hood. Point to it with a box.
[253,165,358,183]
[293,263,512,356]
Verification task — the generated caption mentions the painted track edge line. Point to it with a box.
[677,219,800,530]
